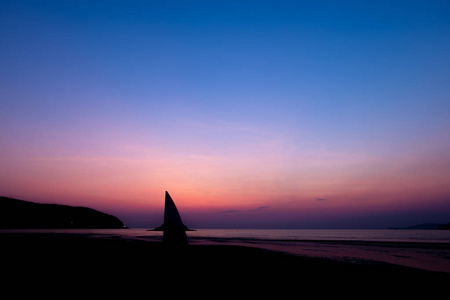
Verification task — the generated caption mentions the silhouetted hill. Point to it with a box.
[389,223,450,230]
[0,197,126,229]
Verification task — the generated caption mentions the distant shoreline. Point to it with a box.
[0,197,126,229]
[389,223,450,230]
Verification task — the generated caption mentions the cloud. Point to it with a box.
[252,206,268,212]
[315,198,328,201]
[221,206,268,214]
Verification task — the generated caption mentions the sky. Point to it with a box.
[1,0,450,229]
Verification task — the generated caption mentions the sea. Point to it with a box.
[2,228,450,273]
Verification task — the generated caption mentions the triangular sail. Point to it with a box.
[162,191,188,245]
[164,191,184,227]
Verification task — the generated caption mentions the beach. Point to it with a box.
[2,231,449,297]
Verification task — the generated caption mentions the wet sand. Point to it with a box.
[2,232,449,297]
[208,238,450,273]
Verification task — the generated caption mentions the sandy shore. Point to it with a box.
[2,232,449,296]
[209,238,450,273]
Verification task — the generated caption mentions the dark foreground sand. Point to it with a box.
[2,232,449,297]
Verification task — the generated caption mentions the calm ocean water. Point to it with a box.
[2,228,450,272]
[3,228,450,243]
[188,228,450,243]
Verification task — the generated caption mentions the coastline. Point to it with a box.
[2,231,449,295]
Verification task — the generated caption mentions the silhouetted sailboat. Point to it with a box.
[160,191,188,245]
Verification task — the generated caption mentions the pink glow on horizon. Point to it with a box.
[2,131,449,228]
